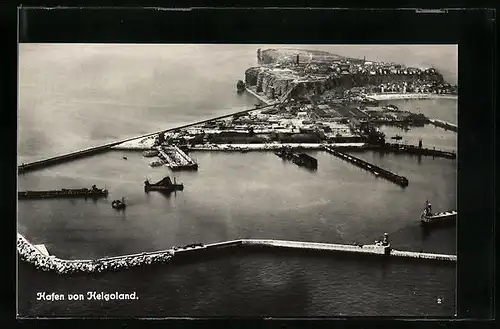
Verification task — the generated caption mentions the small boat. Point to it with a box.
[391,135,403,140]
[111,197,127,210]
[122,156,128,160]
[143,150,159,157]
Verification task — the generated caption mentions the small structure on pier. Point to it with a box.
[157,146,198,171]
[374,233,392,255]
[236,80,246,93]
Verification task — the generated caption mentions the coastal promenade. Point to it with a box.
[18,232,456,275]
[188,143,364,152]
[364,93,458,101]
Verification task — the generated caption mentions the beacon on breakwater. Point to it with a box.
[420,200,457,226]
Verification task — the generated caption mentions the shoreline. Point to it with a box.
[245,87,273,105]
[365,93,458,101]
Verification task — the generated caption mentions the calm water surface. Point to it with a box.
[18,44,457,317]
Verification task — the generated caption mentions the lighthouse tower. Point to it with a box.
[382,233,391,255]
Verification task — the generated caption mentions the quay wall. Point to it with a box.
[336,143,456,159]
[381,143,456,159]
[429,118,458,132]
[390,250,457,262]
[366,93,458,101]
[173,145,196,164]
[188,143,366,152]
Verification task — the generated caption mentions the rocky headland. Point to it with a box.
[247,48,457,103]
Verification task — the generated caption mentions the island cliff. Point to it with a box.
[246,48,456,102]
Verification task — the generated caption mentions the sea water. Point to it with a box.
[17,44,457,317]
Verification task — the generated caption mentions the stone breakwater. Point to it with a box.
[19,232,456,276]
[17,233,174,274]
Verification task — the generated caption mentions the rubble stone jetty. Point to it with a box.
[17,233,174,275]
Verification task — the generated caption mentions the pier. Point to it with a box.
[346,143,456,159]
[18,102,283,174]
[157,146,198,171]
[381,143,456,159]
[323,146,409,187]
[18,144,117,174]
[428,118,458,132]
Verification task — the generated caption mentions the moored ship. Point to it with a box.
[18,185,108,200]
[420,200,457,225]
[275,147,294,160]
[144,176,184,193]
[275,148,318,170]
[149,160,164,167]
[143,150,159,157]
[292,153,318,170]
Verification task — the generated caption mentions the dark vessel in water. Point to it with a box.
[18,185,108,200]
[391,135,403,140]
[144,176,184,193]
[111,197,127,210]
[275,147,318,170]
[420,200,457,226]
[143,149,159,157]
[292,153,318,170]
[275,147,294,160]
